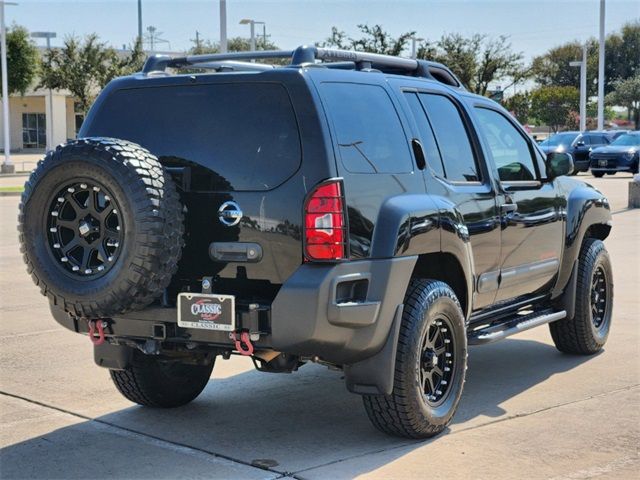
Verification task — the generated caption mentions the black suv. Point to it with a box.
[538,131,616,173]
[19,47,614,439]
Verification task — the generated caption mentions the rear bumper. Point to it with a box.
[50,256,417,365]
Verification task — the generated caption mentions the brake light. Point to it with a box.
[304,179,348,261]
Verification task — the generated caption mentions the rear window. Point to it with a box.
[85,83,301,191]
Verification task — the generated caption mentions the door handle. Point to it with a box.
[501,203,518,214]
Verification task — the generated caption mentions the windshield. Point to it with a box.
[540,133,579,147]
[611,134,640,147]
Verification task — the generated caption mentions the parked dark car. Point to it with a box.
[589,131,640,177]
[18,46,613,439]
[539,131,617,174]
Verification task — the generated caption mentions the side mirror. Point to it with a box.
[547,152,574,179]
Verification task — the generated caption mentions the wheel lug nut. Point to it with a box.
[51,211,58,217]
[61,257,68,262]
[444,367,451,372]
[57,197,64,203]
[67,187,75,193]
[53,243,60,248]
[84,269,92,274]
[97,265,104,271]
[444,339,451,344]
[104,195,110,201]
[441,380,448,385]
[80,183,87,189]
[93,186,100,191]
[435,390,442,395]
[49,227,57,232]
[108,256,114,262]
[445,353,452,358]
[72,266,79,271]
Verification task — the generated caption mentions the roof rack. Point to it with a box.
[141,45,463,88]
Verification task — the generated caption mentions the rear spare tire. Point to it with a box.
[18,138,184,318]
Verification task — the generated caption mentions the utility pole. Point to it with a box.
[570,44,588,132]
[597,0,605,130]
[137,0,143,44]
[31,32,56,151]
[219,0,227,53]
[0,1,17,174]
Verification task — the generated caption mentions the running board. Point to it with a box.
[468,309,567,345]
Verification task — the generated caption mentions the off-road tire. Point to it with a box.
[110,353,215,407]
[550,238,613,354]
[363,279,467,439]
[18,138,184,318]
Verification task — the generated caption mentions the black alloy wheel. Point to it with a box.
[420,315,456,406]
[46,180,123,278]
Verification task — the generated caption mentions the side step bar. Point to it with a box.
[468,309,567,345]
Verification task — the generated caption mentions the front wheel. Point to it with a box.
[592,171,605,178]
[549,238,613,354]
[363,279,467,438]
[110,352,215,407]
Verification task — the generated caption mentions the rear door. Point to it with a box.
[471,105,563,302]
[410,91,501,309]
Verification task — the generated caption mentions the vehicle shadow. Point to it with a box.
[0,338,597,479]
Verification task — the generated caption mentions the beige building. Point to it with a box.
[0,87,79,152]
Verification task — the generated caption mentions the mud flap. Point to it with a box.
[344,304,403,395]
[94,343,133,370]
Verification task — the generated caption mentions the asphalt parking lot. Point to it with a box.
[0,173,638,480]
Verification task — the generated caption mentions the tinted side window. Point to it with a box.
[419,93,479,182]
[321,83,413,174]
[474,108,537,182]
[85,83,300,191]
[404,92,445,177]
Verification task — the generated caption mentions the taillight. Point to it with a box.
[304,179,348,261]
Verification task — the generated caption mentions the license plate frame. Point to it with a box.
[598,159,608,167]
[177,293,235,331]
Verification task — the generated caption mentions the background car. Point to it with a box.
[538,131,615,174]
[589,131,640,177]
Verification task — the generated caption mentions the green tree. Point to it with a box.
[532,21,640,95]
[0,25,40,96]
[39,35,144,114]
[503,92,531,125]
[417,33,526,95]
[606,74,640,129]
[605,21,640,88]
[531,40,598,95]
[530,86,580,132]
[189,35,279,55]
[318,24,415,56]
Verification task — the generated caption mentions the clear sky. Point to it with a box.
[12,0,640,61]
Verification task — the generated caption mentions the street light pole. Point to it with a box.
[0,1,17,174]
[597,0,605,130]
[240,19,265,53]
[31,32,56,151]
[219,0,227,53]
[137,0,143,44]
[410,36,423,59]
[570,44,588,132]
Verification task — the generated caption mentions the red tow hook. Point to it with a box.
[231,331,254,356]
[87,320,106,346]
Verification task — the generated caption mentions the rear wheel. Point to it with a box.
[110,352,215,407]
[362,279,467,438]
[549,238,613,354]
